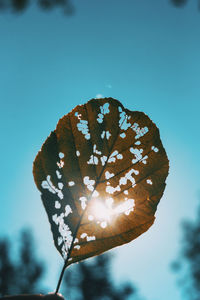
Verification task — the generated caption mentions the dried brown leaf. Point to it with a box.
[33,98,169,266]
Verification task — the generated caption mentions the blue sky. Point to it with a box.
[0,0,200,299]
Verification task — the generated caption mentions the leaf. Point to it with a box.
[33,97,169,266]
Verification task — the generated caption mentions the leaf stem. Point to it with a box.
[55,261,67,294]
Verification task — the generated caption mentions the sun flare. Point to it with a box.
[91,200,112,221]
[89,197,135,226]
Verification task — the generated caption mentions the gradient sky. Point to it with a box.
[0,1,200,299]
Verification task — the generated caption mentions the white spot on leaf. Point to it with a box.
[131,123,148,139]
[58,237,63,246]
[55,201,61,209]
[65,205,72,217]
[100,155,107,166]
[87,144,105,165]
[42,175,56,194]
[52,212,73,258]
[101,130,111,140]
[75,112,82,119]
[59,152,64,159]
[118,107,131,130]
[81,233,87,239]
[106,185,121,194]
[130,147,143,163]
[119,169,138,187]
[87,235,96,241]
[152,146,159,152]
[114,199,135,216]
[147,179,153,185]
[97,103,110,123]
[141,155,148,164]
[88,215,94,221]
[74,245,81,250]
[105,171,114,180]
[76,119,90,140]
[58,182,63,189]
[120,132,126,138]
[117,154,123,160]
[93,144,102,155]
[79,196,87,210]
[56,170,62,179]
[108,150,123,163]
[83,176,95,192]
[41,175,63,199]
[101,221,107,228]
[87,154,98,165]
[57,160,64,169]
[92,190,99,197]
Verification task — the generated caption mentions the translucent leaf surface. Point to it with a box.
[33,98,169,266]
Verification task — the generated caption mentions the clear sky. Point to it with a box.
[0,0,200,299]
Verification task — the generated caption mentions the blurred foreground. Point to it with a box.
[1,197,200,300]
[0,229,140,299]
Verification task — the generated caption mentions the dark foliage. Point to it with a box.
[0,229,139,299]
[0,239,16,296]
[63,253,139,300]
[11,0,29,11]
[171,0,200,7]
[0,0,199,15]
[171,0,188,7]
[0,229,45,296]
[0,0,74,14]
[172,201,200,300]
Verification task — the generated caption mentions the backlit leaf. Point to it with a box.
[33,98,169,266]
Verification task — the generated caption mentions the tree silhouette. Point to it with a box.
[0,229,45,296]
[171,0,200,9]
[0,0,74,14]
[0,229,142,299]
[0,0,199,15]
[62,252,141,300]
[171,0,188,7]
[172,199,200,300]
[0,238,16,296]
